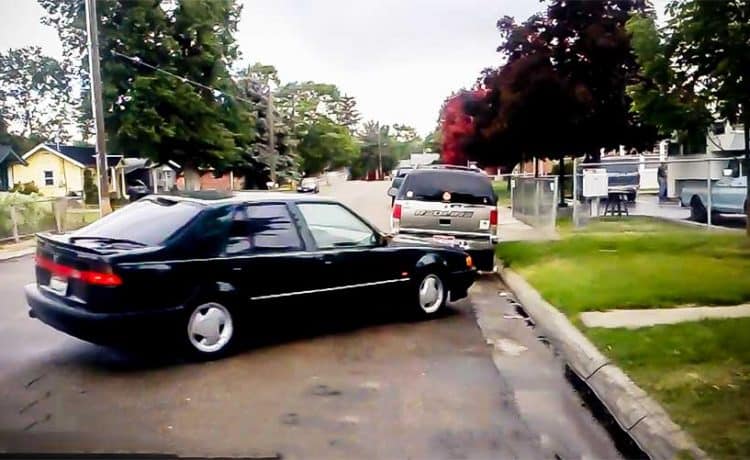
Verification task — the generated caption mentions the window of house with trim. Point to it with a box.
[43,170,54,186]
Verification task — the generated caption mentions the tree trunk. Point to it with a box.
[744,119,749,236]
[183,166,201,191]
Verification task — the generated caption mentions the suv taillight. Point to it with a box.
[392,204,402,232]
[490,208,498,235]
[393,204,402,220]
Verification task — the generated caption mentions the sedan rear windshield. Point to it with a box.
[71,198,203,246]
[398,171,496,205]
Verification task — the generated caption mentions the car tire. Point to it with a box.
[690,196,707,223]
[627,192,637,203]
[413,271,447,318]
[183,300,237,360]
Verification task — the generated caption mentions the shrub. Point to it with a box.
[83,169,99,205]
[0,193,56,239]
[10,181,40,195]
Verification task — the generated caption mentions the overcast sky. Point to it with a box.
[0,0,665,137]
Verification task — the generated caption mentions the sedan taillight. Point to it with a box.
[36,255,122,287]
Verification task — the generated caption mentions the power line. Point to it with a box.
[111,50,265,106]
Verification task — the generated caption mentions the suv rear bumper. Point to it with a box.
[397,229,496,251]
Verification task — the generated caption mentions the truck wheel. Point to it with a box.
[690,196,707,223]
[627,192,637,203]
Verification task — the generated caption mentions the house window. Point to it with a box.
[43,170,54,186]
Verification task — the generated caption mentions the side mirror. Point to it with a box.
[387,187,398,197]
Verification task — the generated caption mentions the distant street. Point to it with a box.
[0,181,621,459]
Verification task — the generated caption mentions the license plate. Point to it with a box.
[432,235,456,246]
[48,276,68,295]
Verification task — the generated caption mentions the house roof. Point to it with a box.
[21,143,122,169]
[0,144,26,166]
[56,145,97,166]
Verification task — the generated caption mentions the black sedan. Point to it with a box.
[26,193,477,359]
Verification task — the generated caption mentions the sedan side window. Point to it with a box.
[297,203,377,249]
[225,204,303,255]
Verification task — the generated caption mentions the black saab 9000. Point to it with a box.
[26,192,477,359]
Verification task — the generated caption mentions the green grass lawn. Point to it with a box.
[492,180,510,206]
[497,217,750,315]
[497,216,750,458]
[588,319,750,459]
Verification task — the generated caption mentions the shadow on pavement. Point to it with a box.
[44,298,462,373]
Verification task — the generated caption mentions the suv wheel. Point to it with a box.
[414,272,446,317]
[184,301,236,359]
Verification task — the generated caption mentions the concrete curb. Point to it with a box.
[0,247,35,261]
[496,261,709,460]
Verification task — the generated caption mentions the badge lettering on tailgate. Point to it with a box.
[414,210,473,217]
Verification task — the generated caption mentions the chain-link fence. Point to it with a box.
[572,154,747,230]
[0,194,97,243]
[510,175,560,231]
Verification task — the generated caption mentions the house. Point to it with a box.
[11,143,121,198]
[0,144,27,191]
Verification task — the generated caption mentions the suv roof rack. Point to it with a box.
[416,164,483,172]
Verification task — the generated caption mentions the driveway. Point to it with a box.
[0,180,621,459]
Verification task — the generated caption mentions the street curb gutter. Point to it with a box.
[0,247,35,261]
[495,260,709,460]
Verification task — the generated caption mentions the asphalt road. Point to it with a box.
[0,181,622,459]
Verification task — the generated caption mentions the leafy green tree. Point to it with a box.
[664,0,750,233]
[297,118,358,175]
[626,13,712,151]
[0,47,72,140]
[331,95,360,130]
[39,0,252,189]
[233,63,297,185]
[424,127,442,153]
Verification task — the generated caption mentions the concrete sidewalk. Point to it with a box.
[0,238,36,261]
[497,205,559,242]
[581,303,750,329]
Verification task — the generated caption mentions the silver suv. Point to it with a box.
[391,167,498,271]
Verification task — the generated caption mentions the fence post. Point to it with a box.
[9,205,20,243]
[552,176,559,229]
[706,159,712,228]
[534,179,541,227]
[510,175,515,218]
[54,198,68,233]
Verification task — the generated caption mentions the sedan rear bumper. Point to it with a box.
[25,284,184,346]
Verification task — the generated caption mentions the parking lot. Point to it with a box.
[0,181,621,459]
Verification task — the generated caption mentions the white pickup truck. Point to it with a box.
[679,175,747,222]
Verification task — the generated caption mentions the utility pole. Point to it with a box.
[267,88,276,184]
[377,125,383,180]
[85,0,111,215]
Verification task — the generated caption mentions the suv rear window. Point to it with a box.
[71,198,203,245]
[398,171,496,205]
